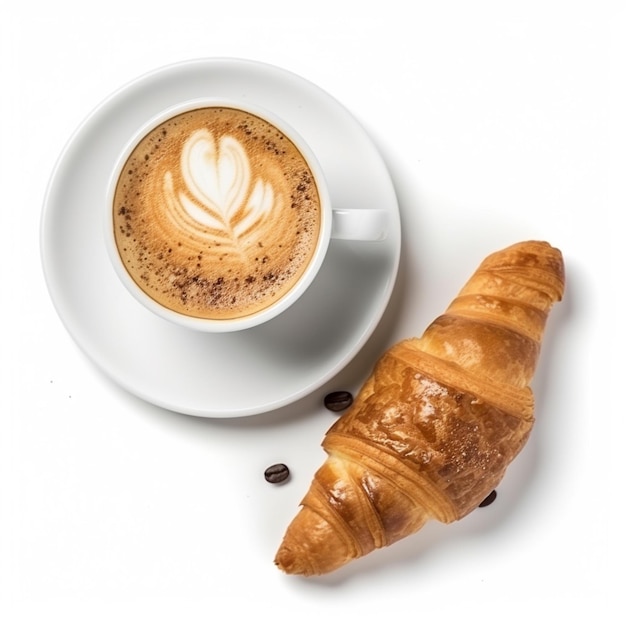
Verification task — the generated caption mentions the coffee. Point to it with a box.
[264,463,290,484]
[324,390,354,412]
[112,107,322,321]
[478,490,497,507]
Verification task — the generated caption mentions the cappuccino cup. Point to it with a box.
[105,98,388,332]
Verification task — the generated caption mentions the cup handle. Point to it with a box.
[331,209,389,241]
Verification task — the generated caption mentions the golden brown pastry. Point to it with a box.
[275,240,565,576]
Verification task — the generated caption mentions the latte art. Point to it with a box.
[166,130,280,249]
[113,107,322,321]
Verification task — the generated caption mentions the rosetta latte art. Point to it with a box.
[112,107,321,320]
[164,130,281,255]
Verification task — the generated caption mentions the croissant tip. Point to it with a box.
[274,546,314,576]
[482,240,565,302]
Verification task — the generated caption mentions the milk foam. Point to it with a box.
[166,129,280,248]
[112,107,321,320]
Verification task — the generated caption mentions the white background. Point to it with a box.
[1,1,622,624]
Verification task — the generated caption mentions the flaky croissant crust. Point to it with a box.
[275,241,565,576]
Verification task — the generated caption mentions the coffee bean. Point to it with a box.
[324,390,353,412]
[264,463,290,484]
[478,490,497,507]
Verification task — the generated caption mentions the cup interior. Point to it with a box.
[105,98,332,332]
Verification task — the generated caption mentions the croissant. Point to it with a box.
[274,240,565,576]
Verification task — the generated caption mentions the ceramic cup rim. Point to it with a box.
[104,97,333,333]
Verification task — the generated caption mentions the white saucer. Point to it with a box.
[40,58,401,417]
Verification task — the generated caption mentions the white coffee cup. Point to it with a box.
[105,98,388,332]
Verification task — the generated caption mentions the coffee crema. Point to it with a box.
[112,107,322,320]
